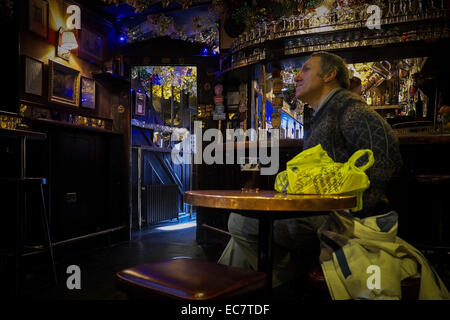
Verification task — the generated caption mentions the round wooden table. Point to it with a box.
[185,189,357,212]
[184,189,357,293]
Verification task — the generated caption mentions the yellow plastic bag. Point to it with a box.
[274,144,374,212]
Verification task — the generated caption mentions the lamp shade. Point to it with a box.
[61,31,78,50]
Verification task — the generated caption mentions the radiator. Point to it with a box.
[143,184,179,224]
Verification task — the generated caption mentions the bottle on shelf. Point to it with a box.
[407,101,416,118]
[367,91,373,105]
[415,92,423,119]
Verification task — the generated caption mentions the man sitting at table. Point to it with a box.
[218,51,403,288]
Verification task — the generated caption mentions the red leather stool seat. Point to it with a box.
[116,258,267,300]
[308,264,420,300]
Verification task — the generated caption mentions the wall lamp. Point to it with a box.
[56,27,78,60]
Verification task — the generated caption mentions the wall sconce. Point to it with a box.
[56,27,78,60]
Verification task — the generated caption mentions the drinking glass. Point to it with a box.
[293,15,300,35]
[261,21,268,41]
[334,33,342,48]
[409,0,420,20]
[237,34,243,50]
[268,21,275,40]
[393,0,402,22]
[288,16,296,36]
[398,0,406,22]
[386,0,395,23]
[431,0,439,18]
[418,0,425,19]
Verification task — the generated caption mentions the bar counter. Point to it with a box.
[219,133,450,150]
[396,133,450,144]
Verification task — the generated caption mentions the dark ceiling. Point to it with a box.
[77,0,212,23]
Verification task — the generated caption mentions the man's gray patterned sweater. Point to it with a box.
[303,88,403,218]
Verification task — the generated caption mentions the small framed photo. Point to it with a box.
[28,0,48,39]
[135,92,146,116]
[48,60,80,107]
[24,56,43,96]
[80,77,95,109]
[78,27,104,66]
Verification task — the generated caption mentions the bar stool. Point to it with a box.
[115,257,267,300]
[0,177,57,295]
[0,127,57,295]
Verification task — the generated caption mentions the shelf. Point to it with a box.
[221,58,266,74]
[224,13,450,73]
[92,72,130,84]
[371,105,401,110]
[31,118,122,135]
[132,145,172,153]
[397,133,450,145]
[222,138,303,150]
[131,123,173,134]
[19,99,113,121]
[231,11,449,53]
[0,127,46,139]
[0,110,20,117]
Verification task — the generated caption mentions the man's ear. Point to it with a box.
[323,69,337,83]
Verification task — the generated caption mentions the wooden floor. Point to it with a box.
[1,216,449,301]
[2,218,213,300]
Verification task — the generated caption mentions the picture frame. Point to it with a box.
[48,60,80,107]
[24,56,44,96]
[80,77,95,109]
[78,27,104,66]
[28,0,48,39]
[135,92,146,116]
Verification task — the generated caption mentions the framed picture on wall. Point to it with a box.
[28,0,48,39]
[135,92,146,116]
[48,60,80,107]
[80,77,95,109]
[24,56,43,96]
[78,27,104,66]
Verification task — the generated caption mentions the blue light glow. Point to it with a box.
[157,221,196,231]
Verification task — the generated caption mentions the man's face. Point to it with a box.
[294,56,325,103]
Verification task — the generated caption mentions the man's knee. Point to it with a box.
[227,212,259,238]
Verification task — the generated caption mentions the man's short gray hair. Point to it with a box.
[310,51,350,89]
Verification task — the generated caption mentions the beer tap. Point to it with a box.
[399,0,408,21]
